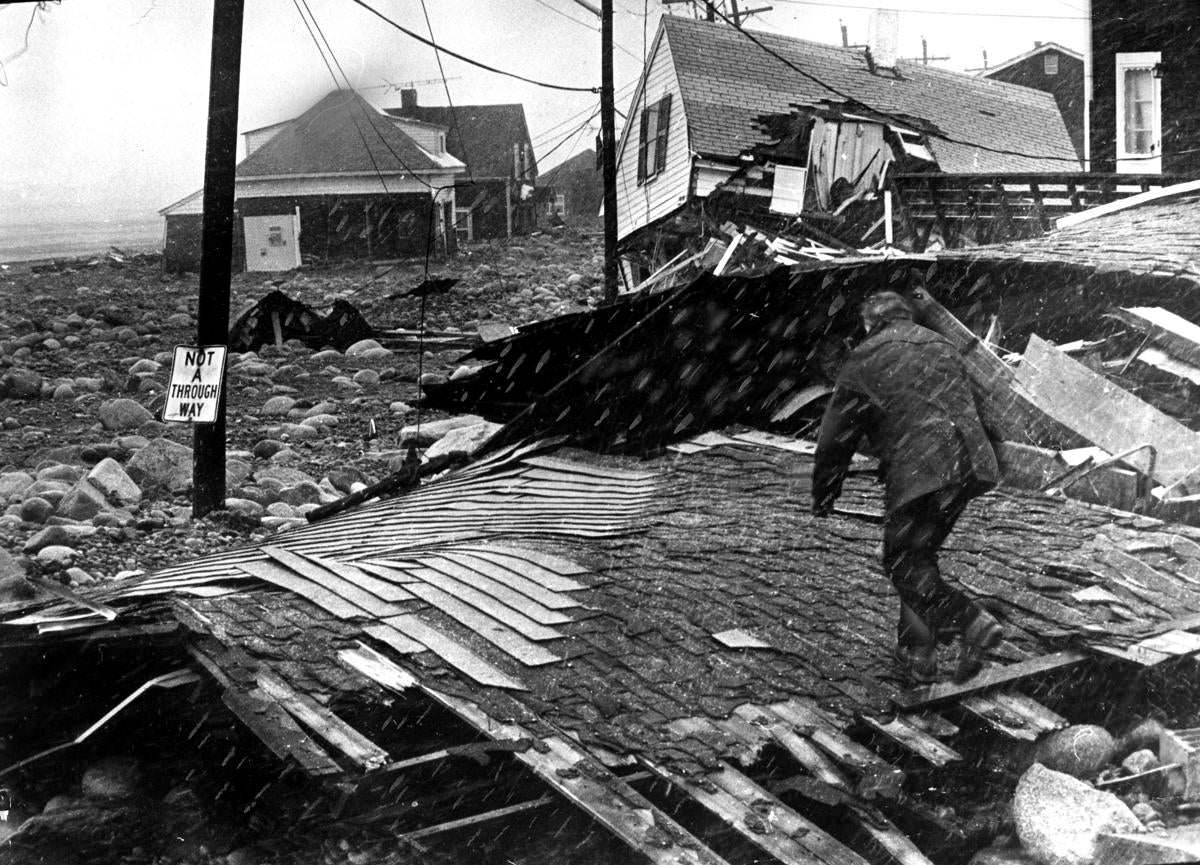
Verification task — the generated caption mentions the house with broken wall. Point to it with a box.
[384,89,539,243]
[159,89,465,273]
[613,14,1083,280]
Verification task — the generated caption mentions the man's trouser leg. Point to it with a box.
[883,486,977,643]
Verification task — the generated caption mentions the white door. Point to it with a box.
[244,211,302,271]
[1115,51,1162,174]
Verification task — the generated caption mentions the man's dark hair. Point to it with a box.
[860,291,913,329]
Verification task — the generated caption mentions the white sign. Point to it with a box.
[163,345,227,423]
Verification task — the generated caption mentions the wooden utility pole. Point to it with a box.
[193,0,245,518]
[600,0,619,301]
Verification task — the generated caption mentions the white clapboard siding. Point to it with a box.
[616,26,693,240]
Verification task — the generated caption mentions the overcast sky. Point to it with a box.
[0,0,1087,225]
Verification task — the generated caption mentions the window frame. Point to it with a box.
[1115,50,1162,173]
[1043,53,1059,76]
[636,94,672,185]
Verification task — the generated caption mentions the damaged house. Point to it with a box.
[384,89,539,242]
[159,89,465,273]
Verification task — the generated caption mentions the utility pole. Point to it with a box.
[193,0,244,517]
[601,0,619,301]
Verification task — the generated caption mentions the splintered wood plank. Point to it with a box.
[221,687,342,776]
[451,542,590,575]
[860,714,962,767]
[260,546,402,618]
[255,669,389,771]
[892,650,1089,710]
[361,622,426,655]
[419,688,729,865]
[767,701,899,778]
[1134,629,1200,656]
[903,713,960,739]
[382,614,526,691]
[338,644,419,692]
[412,559,572,628]
[401,581,562,666]
[301,552,416,603]
[647,760,871,865]
[724,707,851,791]
[989,691,1068,734]
[959,694,1041,741]
[237,559,366,620]
[436,551,583,605]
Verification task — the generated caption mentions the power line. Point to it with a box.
[525,0,646,62]
[346,0,600,93]
[768,0,1085,19]
[417,0,474,183]
[531,78,638,145]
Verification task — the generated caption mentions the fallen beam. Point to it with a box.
[892,650,1088,710]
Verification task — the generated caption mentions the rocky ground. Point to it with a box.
[0,230,604,596]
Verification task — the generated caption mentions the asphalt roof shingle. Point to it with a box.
[661,16,1080,173]
[237,90,444,178]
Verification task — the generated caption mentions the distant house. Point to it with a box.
[159,90,465,272]
[982,42,1085,162]
[384,90,537,242]
[615,15,1079,274]
[537,148,602,226]
[1089,0,1200,175]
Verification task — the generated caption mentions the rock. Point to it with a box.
[1013,763,1140,865]
[255,466,314,487]
[37,545,79,566]
[223,498,265,521]
[1122,748,1160,776]
[344,338,383,357]
[326,468,367,494]
[127,358,160,375]
[66,567,95,586]
[86,458,142,508]
[55,479,110,521]
[98,397,154,431]
[1034,724,1116,779]
[330,375,361,391]
[1131,801,1159,824]
[24,525,73,553]
[37,464,83,483]
[418,372,448,388]
[226,847,259,865]
[1118,718,1166,758]
[266,502,297,518]
[0,548,26,581]
[967,848,1038,865]
[278,481,322,506]
[226,458,253,487]
[300,413,338,429]
[126,437,193,495]
[52,383,75,401]
[18,496,55,524]
[276,422,320,442]
[252,438,287,460]
[400,414,486,447]
[262,395,296,416]
[389,400,412,415]
[352,368,380,387]
[425,420,501,460]
[451,364,480,381]
[81,757,142,800]
[1,367,42,398]
[0,471,35,504]
[261,515,304,532]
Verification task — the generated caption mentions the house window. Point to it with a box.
[1115,51,1162,172]
[454,208,473,244]
[545,193,566,217]
[637,94,672,184]
[1043,53,1058,76]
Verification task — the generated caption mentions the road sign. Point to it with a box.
[164,345,227,423]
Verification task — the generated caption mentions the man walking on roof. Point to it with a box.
[812,290,1004,684]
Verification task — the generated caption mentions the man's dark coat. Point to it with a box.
[813,319,999,514]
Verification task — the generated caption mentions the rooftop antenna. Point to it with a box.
[840,19,848,47]
[901,35,948,66]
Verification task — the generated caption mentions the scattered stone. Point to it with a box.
[223,498,265,521]
[344,338,383,357]
[1122,748,1161,776]
[1118,718,1166,758]
[388,400,411,415]
[255,466,314,487]
[18,496,54,524]
[1,367,43,398]
[277,481,323,506]
[424,420,501,460]
[400,414,485,447]
[66,567,95,586]
[126,437,193,495]
[1131,801,1159,824]
[24,525,73,553]
[266,502,297,518]
[967,848,1038,865]
[449,364,478,381]
[1012,763,1140,865]
[52,383,76,400]
[276,422,320,442]
[1035,724,1116,779]
[326,467,367,494]
[81,757,143,800]
[252,439,287,460]
[55,479,109,521]
[98,397,154,431]
[262,395,297,416]
[0,471,35,504]
[418,372,447,388]
[37,544,79,566]
[87,458,142,508]
[226,458,253,487]
[352,368,380,387]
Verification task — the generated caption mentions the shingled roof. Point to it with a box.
[660,15,1080,173]
[237,90,452,178]
[384,103,535,180]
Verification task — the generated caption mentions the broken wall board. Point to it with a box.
[1016,335,1200,489]
[893,650,1089,709]
[858,714,962,767]
[220,687,344,776]
[1113,307,1200,369]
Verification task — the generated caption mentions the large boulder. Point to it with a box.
[424,420,501,461]
[400,414,486,447]
[126,438,193,496]
[1013,763,1140,865]
[98,398,154,431]
[1034,725,1116,779]
[55,479,109,522]
[344,338,383,357]
[86,458,142,508]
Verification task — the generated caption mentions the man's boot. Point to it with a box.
[895,603,938,684]
[954,607,1004,682]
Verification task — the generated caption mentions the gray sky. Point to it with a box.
[0,0,1087,225]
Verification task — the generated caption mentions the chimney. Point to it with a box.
[1035,40,1043,48]
[400,88,418,111]
[868,8,900,69]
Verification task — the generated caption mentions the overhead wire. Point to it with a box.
[417,0,474,183]
[525,0,646,63]
[346,0,600,92]
[767,0,1086,19]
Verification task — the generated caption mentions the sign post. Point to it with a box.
[164,346,228,424]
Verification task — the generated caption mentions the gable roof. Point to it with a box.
[658,15,1080,173]
[237,90,449,178]
[384,103,535,180]
[981,41,1084,78]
